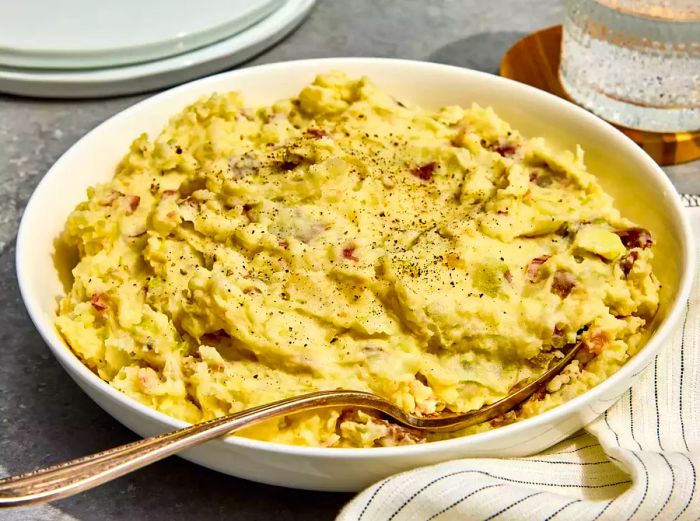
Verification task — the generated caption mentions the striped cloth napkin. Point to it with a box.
[339,199,700,521]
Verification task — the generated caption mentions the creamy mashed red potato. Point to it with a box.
[56,72,659,447]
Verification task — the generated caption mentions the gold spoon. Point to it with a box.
[0,341,582,507]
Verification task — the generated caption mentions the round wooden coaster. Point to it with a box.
[499,25,700,166]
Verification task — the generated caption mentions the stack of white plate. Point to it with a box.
[0,0,315,98]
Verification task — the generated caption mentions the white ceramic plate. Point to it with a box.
[0,0,283,69]
[16,58,694,492]
[0,0,314,98]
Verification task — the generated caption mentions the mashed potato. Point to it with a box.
[56,72,659,447]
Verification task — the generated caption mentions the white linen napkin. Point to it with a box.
[339,201,700,521]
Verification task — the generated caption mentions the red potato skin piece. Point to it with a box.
[125,195,140,213]
[620,250,638,276]
[584,328,609,355]
[99,191,122,206]
[412,162,437,181]
[492,144,517,157]
[99,191,139,213]
[616,228,652,249]
[305,128,328,138]
[526,255,550,282]
[343,246,359,262]
[90,293,108,312]
[551,270,576,298]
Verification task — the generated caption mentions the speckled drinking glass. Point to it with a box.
[560,0,700,132]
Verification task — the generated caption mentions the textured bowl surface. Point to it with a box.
[16,58,694,492]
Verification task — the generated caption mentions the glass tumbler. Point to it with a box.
[560,0,700,132]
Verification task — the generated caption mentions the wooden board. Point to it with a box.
[499,25,700,166]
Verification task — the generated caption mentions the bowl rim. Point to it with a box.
[16,57,695,459]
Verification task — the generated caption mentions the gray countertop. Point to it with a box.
[0,1,697,520]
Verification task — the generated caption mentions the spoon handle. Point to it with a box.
[0,390,367,507]
[0,342,582,507]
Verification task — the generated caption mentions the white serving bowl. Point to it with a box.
[16,58,694,492]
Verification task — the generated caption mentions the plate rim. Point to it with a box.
[0,0,315,97]
[0,0,284,69]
